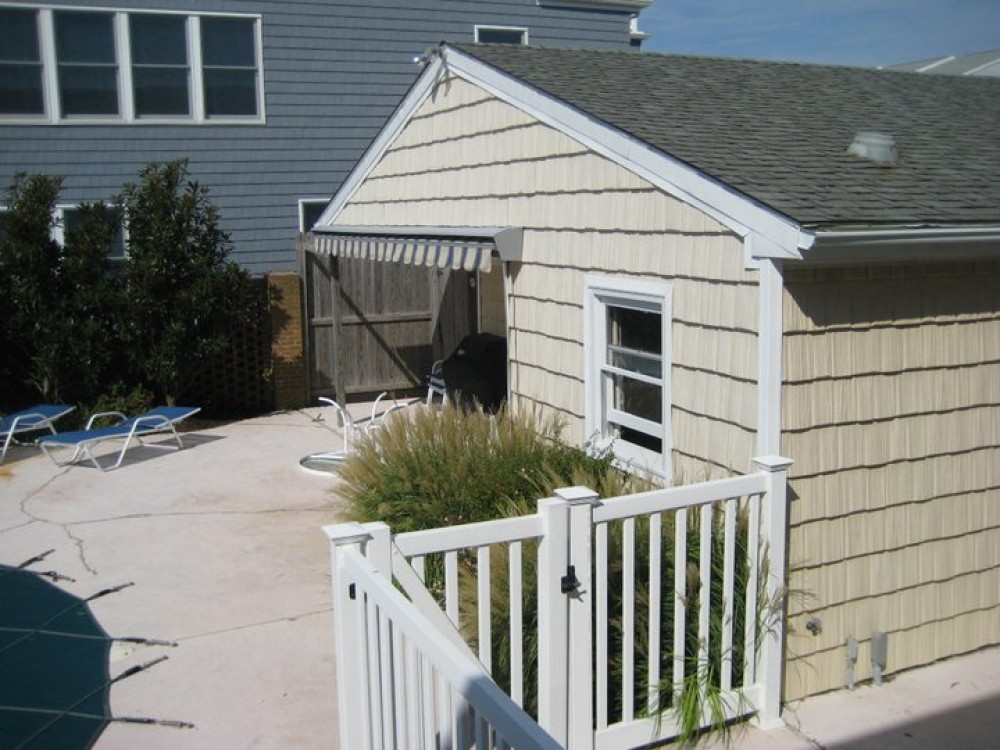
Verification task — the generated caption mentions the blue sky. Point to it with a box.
[638,0,1000,68]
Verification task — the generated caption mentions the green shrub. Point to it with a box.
[0,161,260,414]
[117,159,256,405]
[337,402,638,532]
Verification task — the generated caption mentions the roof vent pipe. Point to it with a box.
[848,130,898,166]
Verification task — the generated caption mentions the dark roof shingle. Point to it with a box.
[452,44,1000,228]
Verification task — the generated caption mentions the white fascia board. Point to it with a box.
[441,47,811,261]
[538,0,653,10]
[316,55,446,228]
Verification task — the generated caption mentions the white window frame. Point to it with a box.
[0,5,264,125]
[584,275,672,479]
[473,25,529,45]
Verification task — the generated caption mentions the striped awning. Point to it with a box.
[307,226,523,273]
[311,232,494,273]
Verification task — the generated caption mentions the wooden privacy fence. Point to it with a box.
[325,456,792,749]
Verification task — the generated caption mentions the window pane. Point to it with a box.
[610,372,662,424]
[133,68,189,116]
[55,12,115,64]
[55,11,118,116]
[204,69,257,116]
[0,9,40,61]
[201,18,256,67]
[609,346,661,379]
[59,67,119,115]
[131,15,187,65]
[615,424,663,454]
[0,9,43,115]
[0,66,44,114]
[608,305,661,355]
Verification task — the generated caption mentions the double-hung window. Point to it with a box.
[0,7,263,123]
[0,7,45,116]
[130,14,190,117]
[54,10,119,116]
[585,276,671,478]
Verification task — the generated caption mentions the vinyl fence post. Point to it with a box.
[325,523,376,750]
[363,521,393,581]
[557,486,600,750]
[751,455,794,729]
[536,495,570,746]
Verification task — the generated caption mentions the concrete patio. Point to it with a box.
[2,406,997,748]
[1,406,355,748]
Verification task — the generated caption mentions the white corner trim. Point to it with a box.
[756,259,784,458]
[316,54,446,227]
[442,46,809,260]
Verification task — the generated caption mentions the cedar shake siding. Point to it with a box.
[781,262,1000,700]
[335,76,760,479]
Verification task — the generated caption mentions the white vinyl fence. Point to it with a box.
[326,455,792,749]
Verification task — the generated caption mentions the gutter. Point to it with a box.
[799,226,1000,265]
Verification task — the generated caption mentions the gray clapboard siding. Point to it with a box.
[0,0,637,275]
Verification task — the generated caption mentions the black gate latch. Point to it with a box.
[561,565,580,594]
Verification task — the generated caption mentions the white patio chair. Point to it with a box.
[299,397,356,476]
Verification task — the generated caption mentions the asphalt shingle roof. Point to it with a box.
[451,44,1000,229]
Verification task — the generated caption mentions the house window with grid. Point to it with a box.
[585,277,671,478]
[0,7,263,123]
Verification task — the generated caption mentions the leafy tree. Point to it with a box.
[0,174,64,404]
[57,203,127,403]
[0,176,126,407]
[116,159,253,404]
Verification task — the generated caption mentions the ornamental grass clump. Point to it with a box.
[337,402,627,533]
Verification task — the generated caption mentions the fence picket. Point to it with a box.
[698,503,713,692]
[445,550,460,627]
[722,497,737,692]
[478,546,492,672]
[647,512,662,713]
[509,541,524,707]
[622,517,636,722]
[744,494,762,687]
[673,507,688,697]
[595,522,609,730]
[328,457,791,749]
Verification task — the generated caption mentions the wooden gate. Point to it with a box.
[299,237,476,402]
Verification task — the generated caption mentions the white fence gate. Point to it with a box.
[326,455,792,749]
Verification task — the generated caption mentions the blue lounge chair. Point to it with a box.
[38,406,201,471]
[1,404,76,464]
